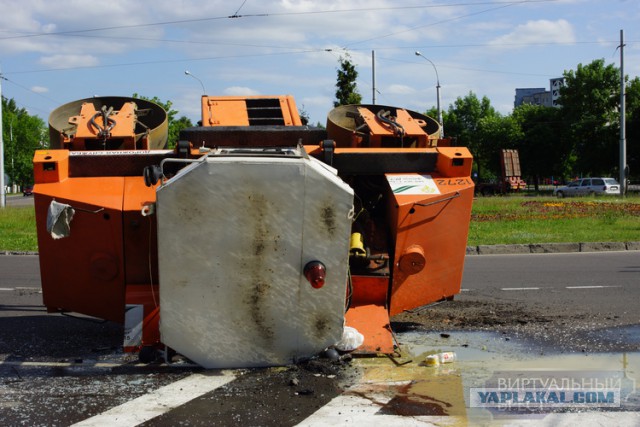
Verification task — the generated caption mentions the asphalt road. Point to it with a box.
[0,254,40,289]
[461,251,640,322]
[1,251,639,425]
[2,251,638,316]
[4,194,34,208]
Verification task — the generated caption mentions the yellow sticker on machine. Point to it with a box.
[387,174,441,195]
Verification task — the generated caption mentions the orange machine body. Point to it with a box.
[34,95,473,362]
[33,150,162,348]
[304,143,473,353]
[34,97,169,351]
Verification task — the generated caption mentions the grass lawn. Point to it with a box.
[0,206,38,252]
[1,195,639,252]
[468,195,640,246]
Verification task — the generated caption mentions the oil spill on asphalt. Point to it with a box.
[341,330,640,424]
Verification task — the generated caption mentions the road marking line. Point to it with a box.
[71,371,236,427]
[0,360,122,368]
[0,360,199,369]
[565,285,622,289]
[0,288,14,291]
[501,287,540,291]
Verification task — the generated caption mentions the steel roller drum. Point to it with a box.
[326,103,441,146]
[48,96,168,149]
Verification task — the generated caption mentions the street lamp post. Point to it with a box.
[184,70,206,95]
[415,51,443,137]
[9,116,14,194]
[0,71,5,207]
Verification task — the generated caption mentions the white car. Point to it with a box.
[554,177,620,198]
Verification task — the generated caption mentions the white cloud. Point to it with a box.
[30,86,49,93]
[38,54,99,68]
[386,84,413,95]
[223,86,260,96]
[488,19,576,50]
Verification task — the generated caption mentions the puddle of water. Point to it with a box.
[352,330,640,423]
[396,330,534,363]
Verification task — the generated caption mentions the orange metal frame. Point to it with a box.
[201,95,303,127]
[62,101,142,150]
[356,106,429,147]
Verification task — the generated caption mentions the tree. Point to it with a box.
[558,59,620,176]
[169,116,195,145]
[425,106,448,137]
[444,92,498,179]
[511,104,573,189]
[2,97,47,187]
[625,77,640,181]
[476,114,521,180]
[334,54,362,107]
[132,94,193,148]
[298,104,310,125]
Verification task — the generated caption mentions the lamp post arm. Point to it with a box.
[184,70,206,95]
[415,51,444,137]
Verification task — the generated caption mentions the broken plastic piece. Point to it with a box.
[334,326,364,352]
[424,351,456,366]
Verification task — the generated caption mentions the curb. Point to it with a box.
[0,251,39,256]
[466,241,640,255]
[4,243,639,258]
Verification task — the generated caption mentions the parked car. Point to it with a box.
[553,178,620,198]
[22,185,34,196]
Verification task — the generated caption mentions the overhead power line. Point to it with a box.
[1,75,61,105]
[3,36,633,77]
[0,0,558,41]
[231,0,249,18]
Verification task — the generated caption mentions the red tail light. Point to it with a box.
[304,261,326,289]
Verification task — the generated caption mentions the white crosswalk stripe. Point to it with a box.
[71,371,236,427]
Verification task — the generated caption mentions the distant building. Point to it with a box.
[514,88,545,107]
[521,91,551,107]
[514,78,564,108]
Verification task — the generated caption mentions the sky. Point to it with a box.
[0,0,638,128]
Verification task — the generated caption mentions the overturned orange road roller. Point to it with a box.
[34,95,473,368]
